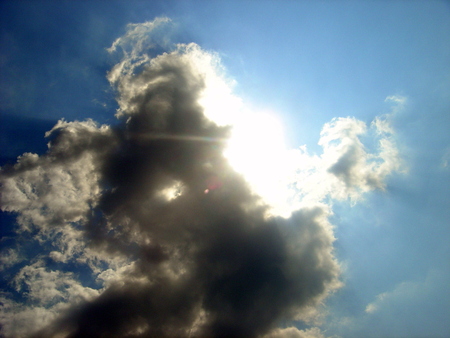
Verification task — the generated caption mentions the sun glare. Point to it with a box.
[196,57,296,217]
[224,111,295,216]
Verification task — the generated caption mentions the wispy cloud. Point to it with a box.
[335,268,450,338]
[263,326,327,338]
[440,146,450,169]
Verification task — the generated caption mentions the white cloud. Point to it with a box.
[1,260,99,337]
[385,95,406,107]
[1,119,114,233]
[364,292,388,313]
[440,146,450,169]
[224,112,403,217]
[256,112,403,214]
[13,260,99,305]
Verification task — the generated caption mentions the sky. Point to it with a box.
[0,1,449,337]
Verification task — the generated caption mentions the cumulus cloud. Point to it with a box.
[0,18,402,337]
[263,110,403,212]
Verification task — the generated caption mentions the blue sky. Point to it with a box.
[1,1,449,337]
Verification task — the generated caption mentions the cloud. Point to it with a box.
[263,326,327,338]
[1,260,99,337]
[0,248,22,271]
[262,111,403,212]
[384,95,406,107]
[223,110,403,217]
[328,267,450,338]
[440,146,450,169]
[0,18,402,337]
[1,119,114,232]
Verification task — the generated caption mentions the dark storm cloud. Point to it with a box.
[49,31,338,337]
[1,19,340,337]
[36,208,338,338]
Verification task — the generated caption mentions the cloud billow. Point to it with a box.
[0,18,401,338]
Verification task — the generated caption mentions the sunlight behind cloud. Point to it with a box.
[194,48,404,217]
[157,180,184,201]
[224,111,297,216]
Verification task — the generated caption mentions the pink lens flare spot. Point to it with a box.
[206,175,223,191]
